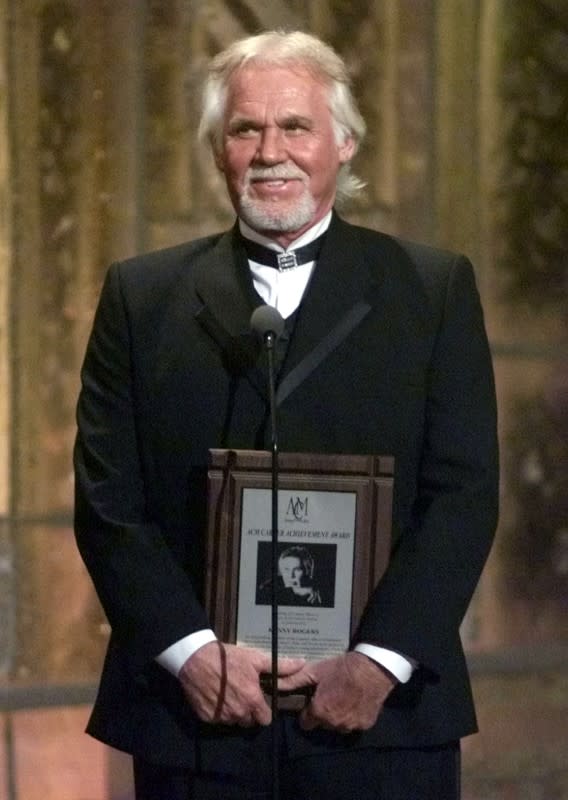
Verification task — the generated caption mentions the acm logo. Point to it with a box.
[284,495,309,522]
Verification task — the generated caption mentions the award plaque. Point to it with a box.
[205,450,394,668]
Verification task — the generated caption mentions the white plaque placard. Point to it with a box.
[236,488,357,661]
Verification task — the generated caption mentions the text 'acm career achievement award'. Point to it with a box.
[205,451,394,663]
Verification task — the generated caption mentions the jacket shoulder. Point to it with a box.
[343,219,465,274]
[340,219,475,306]
[99,232,228,317]
[115,233,224,282]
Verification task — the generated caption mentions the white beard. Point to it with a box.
[238,164,316,234]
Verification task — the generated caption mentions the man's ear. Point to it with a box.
[338,135,356,164]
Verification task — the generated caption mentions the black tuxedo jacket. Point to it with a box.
[74,214,498,767]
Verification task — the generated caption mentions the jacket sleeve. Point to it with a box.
[74,263,210,675]
[355,255,499,675]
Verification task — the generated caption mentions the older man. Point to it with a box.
[74,30,498,800]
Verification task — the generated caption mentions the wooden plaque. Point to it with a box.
[205,450,394,666]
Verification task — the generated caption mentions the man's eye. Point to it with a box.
[231,123,259,137]
[283,120,310,135]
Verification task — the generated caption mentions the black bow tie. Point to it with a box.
[241,233,326,271]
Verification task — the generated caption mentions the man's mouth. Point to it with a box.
[252,177,297,185]
[250,177,303,196]
[255,178,285,185]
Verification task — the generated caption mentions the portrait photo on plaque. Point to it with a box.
[255,541,337,608]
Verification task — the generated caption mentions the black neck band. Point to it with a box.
[241,233,326,271]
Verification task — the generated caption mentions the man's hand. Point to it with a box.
[278,651,397,733]
[178,641,304,727]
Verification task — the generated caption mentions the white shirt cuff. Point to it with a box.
[155,629,218,677]
[354,643,415,683]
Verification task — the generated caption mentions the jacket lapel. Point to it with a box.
[193,226,267,395]
[276,214,380,405]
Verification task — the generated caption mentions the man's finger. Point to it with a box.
[250,694,272,727]
[276,657,306,676]
[299,704,319,731]
[276,665,316,692]
[252,653,304,675]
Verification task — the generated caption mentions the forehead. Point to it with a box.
[225,64,330,114]
[280,555,302,566]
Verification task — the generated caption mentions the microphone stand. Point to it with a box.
[265,328,280,800]
[250,304,285,800]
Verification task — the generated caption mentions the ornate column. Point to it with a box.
[435,0,483,262]
[4,0,146,684]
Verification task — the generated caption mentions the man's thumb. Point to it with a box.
[278,657,306,676]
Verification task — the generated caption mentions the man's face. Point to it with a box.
[279,556,305,588]
[214,64,355,246]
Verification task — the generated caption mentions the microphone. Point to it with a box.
[250,304,285,343]
[249,303,282,463]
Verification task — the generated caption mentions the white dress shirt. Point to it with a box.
[156,211,415,684]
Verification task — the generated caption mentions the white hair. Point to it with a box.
[198,30,367,205]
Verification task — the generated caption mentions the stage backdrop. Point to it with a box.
[0,2,566,798]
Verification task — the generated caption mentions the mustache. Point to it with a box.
[245,164,308,182]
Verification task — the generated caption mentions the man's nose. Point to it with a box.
[255,126,285,164]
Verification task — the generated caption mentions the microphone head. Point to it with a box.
[250,305,285,341]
